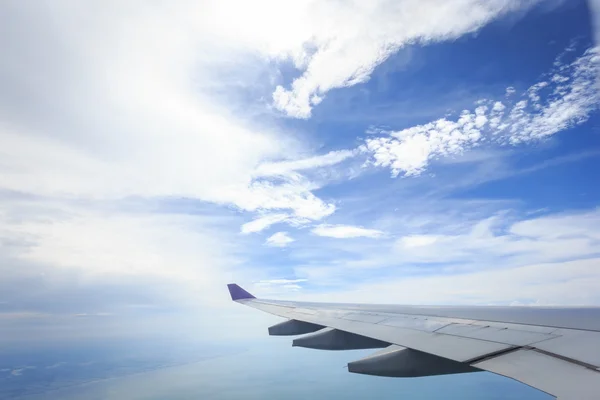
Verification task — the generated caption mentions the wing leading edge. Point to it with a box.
[227,284,600,400]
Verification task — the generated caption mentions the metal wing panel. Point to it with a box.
[533,329,600,368]
[462,326,558,346]
[378,316,452,332]
[435,324,560,346]
[243,298,515,362]
[473,349,600,400]
[436,323,488,335]
[248,300,600,331]
[342,312,391,324]
[248,299,560,349]
[473,321,560,334]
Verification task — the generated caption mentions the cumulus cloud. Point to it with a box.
[362,45,600,177]
[312,224,384,239]
[362,112,485,177]
[271,0,541,118]
[265,232,295,247]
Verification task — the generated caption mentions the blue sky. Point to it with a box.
[1,0,600,357]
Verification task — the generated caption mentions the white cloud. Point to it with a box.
[303,257,600,305]
[254,150,355,178]
[363,45,600,177]
[399,235,440,248]
[325,209,600,275]
[0,202,232,284]
[506,47,599,143]
[0,197,253,320]
[492,101,506,112]
[265,231,295,247]
[254,278,307,294]
[390,211,600,267]
[271,0,540,118]
[217,180,335,220]
[240,214,290,234]
[0,2,384,326]
[362,111,484,177]
[312,224,384,239]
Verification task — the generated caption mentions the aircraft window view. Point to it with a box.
[1,0,600,399]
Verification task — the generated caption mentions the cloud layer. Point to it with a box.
[296,209,600,305]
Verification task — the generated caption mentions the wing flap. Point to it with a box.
[533,329,600,368]
[473,349,600,400]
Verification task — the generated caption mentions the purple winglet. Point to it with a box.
[227,283,256,301]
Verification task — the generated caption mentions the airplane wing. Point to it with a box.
[227,284,600,400]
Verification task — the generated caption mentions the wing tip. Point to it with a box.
[227,283,256,301]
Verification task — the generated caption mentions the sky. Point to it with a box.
[0,0,600,391]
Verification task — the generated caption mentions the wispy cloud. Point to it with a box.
[240,214,290,234]
[296,209,600,305]
[254,150,355,178]
[254,278,307,293]
[392,211,600,267]
[303,257,600,306]
[299,208,600,275]
[312,224,384,239]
